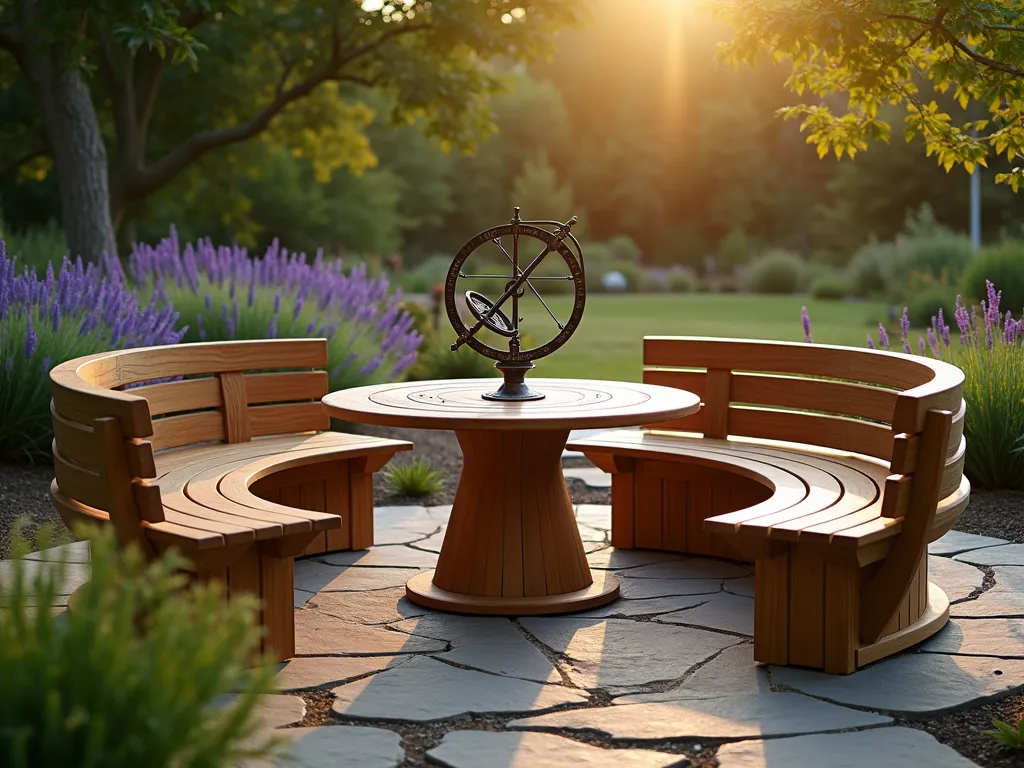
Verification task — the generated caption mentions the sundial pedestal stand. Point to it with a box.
[482,360,544,402]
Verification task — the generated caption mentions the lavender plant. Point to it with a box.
[803,281,1024,490]
[0,242,184,462]
[127,230,421,390]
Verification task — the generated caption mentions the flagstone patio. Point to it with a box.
[14,501,1024,767]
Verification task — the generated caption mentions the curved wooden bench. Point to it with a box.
[49,339,410,660]
[569,337,970,674]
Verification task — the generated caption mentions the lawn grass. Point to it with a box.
[521,293,890,381]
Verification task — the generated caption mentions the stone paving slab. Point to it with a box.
[574,504,611,531]
[715,727,979,768]
[617,557,750,580]
[920,618,1024,658]
[239,726,403,768]
[520,617,739,689]
[953,543,1024,567]
[723,575,755,598]
[428,731,682,768]
[656,593,754,636]
[391,614,560,683]
[294,589,315,608]
[294,610,446,656]
[950,566,1024,618]
[563,467,611,489]
[928,556,985,603]
[586,548,687,570]
[0,558,90,596]
[622,644,770,701]
[570,593,711,619]
[275,656,408,691]
[619,577,723,600]
[773,653,1024,715]
[294,562,424,593]
[929,531,1009,557]
[368,506,439,546]
[309,587,431,625]
[23,540,91,563]
[332,656,586,721]
[320,546,439,569]
[512,693,891,740]
[217,694,306,729]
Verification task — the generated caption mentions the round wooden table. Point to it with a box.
[321,378,701,615]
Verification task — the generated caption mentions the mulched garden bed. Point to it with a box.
[2,425,1023,767]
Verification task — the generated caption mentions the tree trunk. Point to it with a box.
[23,48,118,263]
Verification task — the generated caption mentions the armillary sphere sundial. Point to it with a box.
[445,207,585,401]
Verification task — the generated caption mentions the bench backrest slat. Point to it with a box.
[643,337,964,469]
[49,340,331,547]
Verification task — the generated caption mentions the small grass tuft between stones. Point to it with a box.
[383,459,446,498]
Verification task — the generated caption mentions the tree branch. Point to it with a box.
[130,20,430,199]
[0,147,46,179]
[941,28,1024,77]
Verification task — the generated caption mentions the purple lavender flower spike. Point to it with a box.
[51,301,60,333]
[877,323,890,350]
[986,280,1001,326]
[24,314,37,359]
[917,336,926,356]
[927,327,940,357]
[801,306,812,343]
[41,357,51,374]
[900,307,910,342]
[1003,312,1015,344]
[954,296,970,344]
[267,317,277,338]
[247,278,256,308]
[359,355,383,377]
[4,356,12,373]
[273,291,281,314]
[205,293,213,311]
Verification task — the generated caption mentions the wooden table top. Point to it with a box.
[321,378,701,431]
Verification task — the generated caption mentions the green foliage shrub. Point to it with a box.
[960,241,1024,315]
[847,240,896,298]
[400,255,451,295]
[0,219,67,275]
[405,337,498,381]
[606,235,642,265]
[739,250,807,294]
[809,273,851,300]
[889,231,975,288]
[906,287,958,328]
[716,228,753,272]
[0,525,278,768]
[383,458,446,497]
[668,269,699,293]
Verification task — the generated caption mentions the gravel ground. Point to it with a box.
[953,489,1024,544]
[0,462,69,558]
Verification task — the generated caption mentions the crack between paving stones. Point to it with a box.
[771,673,1024,720]
[511,619,578,688]
[606,640,752,697]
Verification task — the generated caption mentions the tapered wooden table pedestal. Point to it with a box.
[322,378,701,616]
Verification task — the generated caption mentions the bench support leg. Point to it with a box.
[754,551,789,666]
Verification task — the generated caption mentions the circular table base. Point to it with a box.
[406,570,620,616]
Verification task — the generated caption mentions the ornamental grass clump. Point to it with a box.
[802,280,1024,490]
[0,241,183,462]
[0,524,279,768]
[128,229,422,389]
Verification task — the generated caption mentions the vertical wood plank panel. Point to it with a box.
[634,470,664,549]
[787,547,825,669]
[218,371,251,444]
[823,564,859,674]
[227,546,260,600]
[662,478,689,552]
[610,471,636,549]
[702,368,733,439]
[754,551,789,665]
[324,462,351,552]
[259,553,295,661]
[501,431,524,598]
